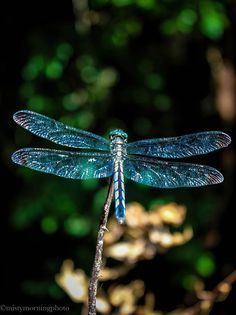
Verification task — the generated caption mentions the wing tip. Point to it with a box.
[13,110,30,125]
[217,132,231,148]
[209,169,224,185]
[11,149,28,165]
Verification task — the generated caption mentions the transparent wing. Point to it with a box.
[124,156,223,188]
[127,131,231,158]
[13,110,110,150]
[12,148,113,179]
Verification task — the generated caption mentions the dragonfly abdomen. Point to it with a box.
[114,160,125,224]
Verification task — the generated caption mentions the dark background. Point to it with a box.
[1,0,236,314]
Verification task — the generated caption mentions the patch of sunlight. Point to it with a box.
[55,260,88,303]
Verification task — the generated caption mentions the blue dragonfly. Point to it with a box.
[12,110,231,224]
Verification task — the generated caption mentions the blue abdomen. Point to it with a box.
[114,161,126,224]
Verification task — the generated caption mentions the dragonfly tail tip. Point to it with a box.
[118,218,125,225]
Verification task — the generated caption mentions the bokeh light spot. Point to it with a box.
[22,55,45,81]
[136,0,155,10]
[45,60,63,79]
[63,93,81,111]
[195,254,215,277]
[200,1,227,39]
[182,274,199,290]
[41,216,58,234]
[76,111,94,129]
[146,73,163,90]
[64,216,91,237]
[81,66,98,83]
[97,68,118,88]
[177,9,197,32]
[179,9,197,26]
[111,30,127,47]
[76,54,94,69]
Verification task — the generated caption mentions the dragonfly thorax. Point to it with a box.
[110,129,127,159]
[109,129,128,141]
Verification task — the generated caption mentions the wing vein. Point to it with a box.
[13,110,110,150]
[124,156,223,188]
[127,131,231,158]
[12,148,113,179]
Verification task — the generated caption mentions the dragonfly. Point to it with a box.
[12,110,231,224]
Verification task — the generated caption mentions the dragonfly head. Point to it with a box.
[109,129,128,142]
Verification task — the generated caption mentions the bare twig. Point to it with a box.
[88,179,114,315]
[186,270,236,315]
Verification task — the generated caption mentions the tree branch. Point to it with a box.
[88,179,114,315]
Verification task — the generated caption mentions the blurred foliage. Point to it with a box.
[10,0,235,313]
[55,203,235,314]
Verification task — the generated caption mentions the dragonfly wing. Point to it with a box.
[12,149,113,179]
[127,131,231,158]
[124,156,223,188]
[13,110,110,150]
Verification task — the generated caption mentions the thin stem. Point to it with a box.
[187,270,236,315]
[88,179,114,315]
